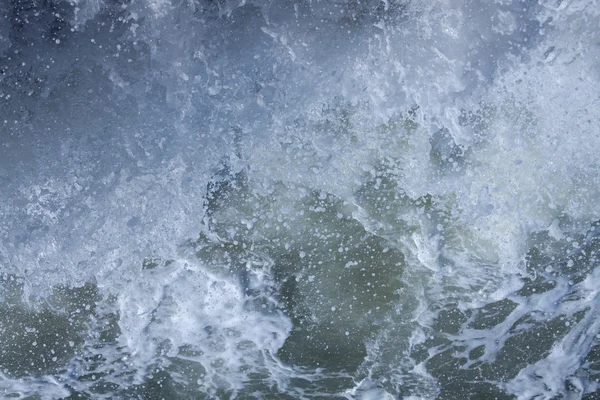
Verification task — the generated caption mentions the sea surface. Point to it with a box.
[1,0,599,398]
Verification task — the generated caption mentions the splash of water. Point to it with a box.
[1,0,599,398]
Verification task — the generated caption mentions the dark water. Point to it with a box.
[1,0,599,398]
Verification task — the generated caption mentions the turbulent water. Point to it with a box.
[1,0,599,398]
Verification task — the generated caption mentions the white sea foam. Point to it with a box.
[114,258,292,394]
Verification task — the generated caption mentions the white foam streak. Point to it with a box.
[504,267,600,398]
[116,258,292,392]
[0,373,71,400]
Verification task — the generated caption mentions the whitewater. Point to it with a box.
[0,0,599,398]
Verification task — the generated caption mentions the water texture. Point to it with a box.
[0,0,599,398]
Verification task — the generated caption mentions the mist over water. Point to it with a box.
[1,0,599,398]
